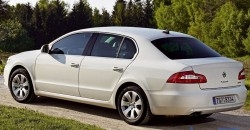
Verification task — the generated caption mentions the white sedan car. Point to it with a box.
[4,27,247,125]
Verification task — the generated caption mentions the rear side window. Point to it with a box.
[151,37,221,59]
[91,34,123,58]
[118,38,137,59]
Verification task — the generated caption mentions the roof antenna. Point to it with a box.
[163,29,170,34]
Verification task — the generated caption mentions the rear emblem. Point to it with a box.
[222,72,227,78]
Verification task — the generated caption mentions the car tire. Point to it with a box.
[117,86,153,125]
[9,68,36,103]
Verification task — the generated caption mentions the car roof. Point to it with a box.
[73,26,192,41]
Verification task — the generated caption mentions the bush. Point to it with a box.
[0,19,34,53]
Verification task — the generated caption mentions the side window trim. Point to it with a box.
[83,33,98,56]
[116,37,125,58]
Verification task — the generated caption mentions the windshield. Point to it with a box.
[151,37,221,59]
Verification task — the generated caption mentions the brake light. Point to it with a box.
[167,71,207,83]
[238,68,245,80]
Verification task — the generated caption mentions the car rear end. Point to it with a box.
[148,36,247,116]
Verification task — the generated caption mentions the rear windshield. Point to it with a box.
[151,37,221,59]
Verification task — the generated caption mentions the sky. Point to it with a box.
[8,0,116,13]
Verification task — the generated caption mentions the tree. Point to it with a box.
[112,0,126,26]
[132,0,144,26]
[30,0,68,48]
[234,0,250,12]
[100,8,112,26]
[209,2,246,57]
[38,0,50,9]
[30,4,45,48]
[153,0,171,9]
[45,0,68,42]
[242,10,250,54]
[155,1,190,33]
[0,19,34,52]
[186,0,212,43]
[67,0,92,31]
[92,8,102,27]
[0,0,10,21]
[243,27,250,54]
[124,0,134,26]
[143,0,155,28]
[14,3,33,39]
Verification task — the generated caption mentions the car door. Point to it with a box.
[79,34,137,101]
[35,33,93,96]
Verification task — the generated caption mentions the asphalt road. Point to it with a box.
[0,77,250,130]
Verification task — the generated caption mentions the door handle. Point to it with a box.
[113,67,123,72]
[71,63,79,68]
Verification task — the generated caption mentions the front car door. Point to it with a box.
[35,33,93,96]
[79,33,137,101]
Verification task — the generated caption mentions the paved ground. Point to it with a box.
[0,76,3,84]
[0,77,250,130]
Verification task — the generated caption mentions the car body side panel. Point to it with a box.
[35,54,84,96]
[110,59,191,109]
[78,56,133,101]
[4,50,41,92]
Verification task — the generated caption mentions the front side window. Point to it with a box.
[91,34,123,58]
[152,37,221,59]
[50,33,92,55]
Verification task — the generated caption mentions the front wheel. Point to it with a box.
[9,68,36,103]
[117,86,152,125]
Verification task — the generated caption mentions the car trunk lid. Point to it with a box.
[176,57,243,90]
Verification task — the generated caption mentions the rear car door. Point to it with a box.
[79,34,137,101]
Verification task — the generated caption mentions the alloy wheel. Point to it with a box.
[121,91,143,120]
[11,74,30,100]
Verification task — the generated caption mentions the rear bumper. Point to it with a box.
[148,85,247,115]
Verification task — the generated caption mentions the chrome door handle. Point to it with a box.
[113,67,123,72]
[71,63,79,68]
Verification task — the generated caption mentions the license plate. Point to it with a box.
[213,95,236,105]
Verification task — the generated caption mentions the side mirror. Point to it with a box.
[41,44,49,53]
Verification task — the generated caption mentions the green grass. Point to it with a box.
[244,91,250,111]
[0,105,103,130]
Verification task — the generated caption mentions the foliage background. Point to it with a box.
[0,0,249,57]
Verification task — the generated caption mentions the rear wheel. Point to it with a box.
[9,68,36,103]
[117,86,152,125]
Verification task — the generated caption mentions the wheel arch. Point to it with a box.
[8,65,36,92]
[114,81,153,112]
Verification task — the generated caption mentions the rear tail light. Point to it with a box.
[238,68,245,80]
[167,71,207,83]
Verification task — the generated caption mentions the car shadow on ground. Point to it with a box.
[32,97,122,120]
[30,97,218,127]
